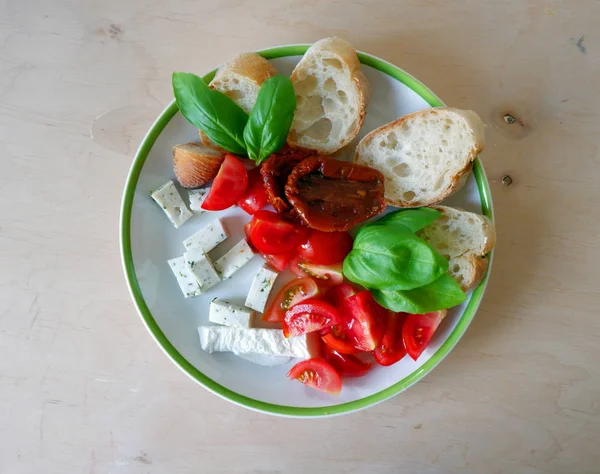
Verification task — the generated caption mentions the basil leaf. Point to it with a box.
[172,72,248,155]
[373,208,441,233]
[243,75,296,164]
[343,226,448,290]
[371,274,467,313]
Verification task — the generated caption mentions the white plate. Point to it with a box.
[120,46,494,417]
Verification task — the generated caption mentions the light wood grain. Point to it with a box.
[1,0,599,473]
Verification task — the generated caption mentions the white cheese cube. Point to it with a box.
[184,248,221,291]
[188,187,210,214]
[168,256,202,298]
[245,265,279,312]
[151,180,193,228]
[214,239,255,279]
[198,326,310,358]
[209,300,253,328]
[183,218,228,251]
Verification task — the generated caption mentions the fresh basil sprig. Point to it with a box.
[343,209,467,313]
[344,225,448,291]
[172,72,249,155]
[370,274,467,313]
[244,75,296,164]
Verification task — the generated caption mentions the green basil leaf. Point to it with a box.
[172,72,248,155]
[370,274,467,313]
[373,208,441,233]
[343,226,448,290]
[243,75,296,164]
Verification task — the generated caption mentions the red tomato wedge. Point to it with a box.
[326,283,358,307]
[288,259,344,288]
[287,358,342,395]
[323,346,372,377]
[373,312,408,366]
[320,283,360,354]
[403,310,447,361]
[283,299,341,338]
[321,328,359,355]
[238,167,268,215]
[262,277,320,323]
[344,291,385,351]
[249,210,309,255]
[244,222,294,271]
[201,154,248,211]
[298,230,353,265]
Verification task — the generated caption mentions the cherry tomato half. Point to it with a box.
[344,291,385,351]
[323,345,372,377]
[283,299,341,338]
[287,358,342,394]
[373,311,408,366]
[298,230,353,265]
[262,277,320,323]
[238,167,268,215]
[403,310,447,361]
[249,210,308,255]
[244,221,293,271]
[201,154,248,211]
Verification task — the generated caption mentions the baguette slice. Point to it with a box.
[355,107,485,207]
[417,206,496,291]
[199,53,279,146]
[173,142,224,188]
[288,37,370,154]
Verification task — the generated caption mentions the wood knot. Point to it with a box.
[501,175,513,186]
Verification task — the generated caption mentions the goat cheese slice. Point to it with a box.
[209,300,253,328]
[237,353,291,366]
[183,218,228,251]
[184,248,220,291]
[151,180,193,228]
[188,187,210,214]
[245,265,278,312]
[198,326,310,358]
[214,239,255,279]
[168,256,202,298]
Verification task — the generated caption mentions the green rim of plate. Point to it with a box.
[120,45,494,417]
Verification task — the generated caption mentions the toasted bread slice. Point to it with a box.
[288,37,371,154]
[199,53,279,147]
[417,206,495,291]
[354,107,485,207]
[173,142,224,188]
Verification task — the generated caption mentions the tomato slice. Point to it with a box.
[344,291,385,351]
[321,331,359,355]
[201,154,248,211]
[283,299,341,338]
[323,345,372,377]
[298,230,353,265]
[238,167,268,215]
[249,210,309,255]
[262,277,320,323]
[289,259,344,288]
[287,358,342,394]
[373,312,408,366]
[403,310,447,361]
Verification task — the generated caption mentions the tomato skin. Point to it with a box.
[403,311,446,361]
[287,358,342,394]
[201,154,248,211]
[321,331,359,355]
[323,345,372,377]
[244,222,292,271]
[238,167,268,215]
[249,210,309,255]
[344,291,385,351]
[262,277,320,323]
[283,299,341,338]
[298,230,353,265]
[373,312,408,366]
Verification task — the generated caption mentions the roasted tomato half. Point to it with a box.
[260,149,310,217]
[285,156,386,232]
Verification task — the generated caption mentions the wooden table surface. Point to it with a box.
[2,0,599,473]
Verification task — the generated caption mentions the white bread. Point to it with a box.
[417,206,496,291]
[354,107,485,207]
[199,53,279,146]
[173,142,225,188]
[288,37,371,154]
